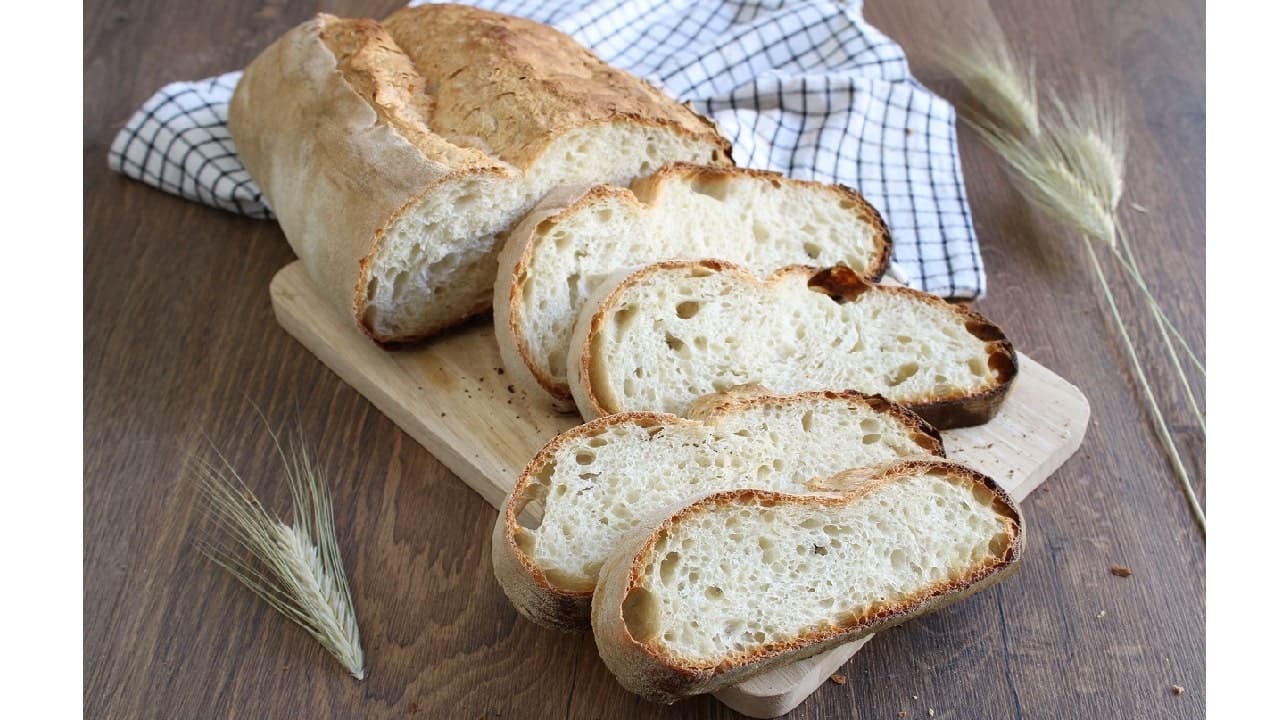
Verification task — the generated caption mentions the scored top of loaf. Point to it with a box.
[364,5,731,170]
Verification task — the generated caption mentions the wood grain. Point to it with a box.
[84,1,1205,718]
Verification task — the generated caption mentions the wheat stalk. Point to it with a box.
[940,9,1206,531]
[193,426,365,679]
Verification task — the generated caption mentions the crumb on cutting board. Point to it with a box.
[1110,565,1132,578]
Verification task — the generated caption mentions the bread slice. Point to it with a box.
[494,163,892,409]
[493,386,944,630]
[568,260,1017,428]
[591,459,1024,703]
[229,8,731,344]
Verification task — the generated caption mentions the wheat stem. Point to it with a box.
[193,426,365,679]
[1083,238,1205,531]
[1110,224,1207,375]
[1112,224,1206,432]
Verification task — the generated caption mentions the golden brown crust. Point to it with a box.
[382,5,731,170]
[492,389,945,630]
[571,260,1018,427]
[592,459,1024,703]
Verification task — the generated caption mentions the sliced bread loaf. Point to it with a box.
[493,386,944,630]
[229,8,731,344]
[494,163,892,408]
[591,459,1024,703]
[567,261,1017,428]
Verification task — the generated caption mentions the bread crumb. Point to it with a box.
[899,712,908,719]
[913,695,919,700]
[1110,565,1132,578]
[928,710,936,718]
[1131,201,1149,214]
[1096,610,1106,619]
[496,367,505,375]
[507,385,517,394]
[829,673,847,685]
[1172,684,1184,696]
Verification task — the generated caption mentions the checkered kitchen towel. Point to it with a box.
[108,0,984,298]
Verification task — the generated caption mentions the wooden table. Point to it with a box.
[84,1,1205,717]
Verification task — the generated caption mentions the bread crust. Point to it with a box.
[496,163,893,406]
[492,388,945,630]
[230,8,731,344]
[591,459,1025,703]
[567,260,1018,427]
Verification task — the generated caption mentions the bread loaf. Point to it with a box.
[493,386,943,630]
[568,260,1017,428]
[495,163,891,408]
[591,459,1024,703]
[229,6,731,343]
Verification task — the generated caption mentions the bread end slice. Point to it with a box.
[590,460,1024,703]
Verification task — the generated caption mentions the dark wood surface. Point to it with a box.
[83,1,1205,718]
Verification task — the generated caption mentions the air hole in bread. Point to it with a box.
[862,433,882,445]
[968,357,987,377]
[801,410,814,433]
[803,242,822,259]
[676,301,701,319]
[612,305,637,334]
[705,585,724,599]
[665,334,686,353]
[659,551,681,583]
[690,178,729,201]
[889,548,907,570]
[575,451,596,465]
[516,499,544,531]
[888,362,919,387]
[622,587,659,642]
[690,265,715,278]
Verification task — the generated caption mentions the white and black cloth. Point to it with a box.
[108,0,985,299]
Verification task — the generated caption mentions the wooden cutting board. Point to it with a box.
[270,260,1089,718]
